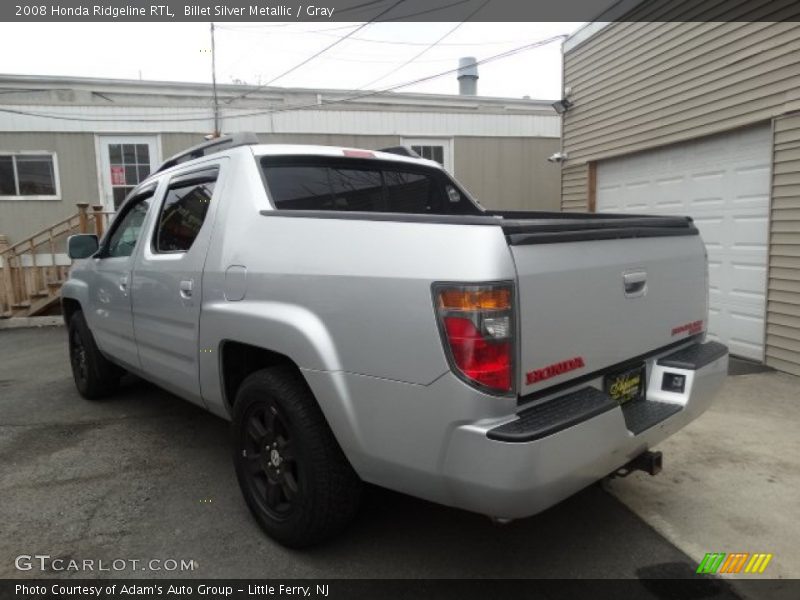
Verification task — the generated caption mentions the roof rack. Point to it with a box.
[379,146,422,159]
[155,132,260,173]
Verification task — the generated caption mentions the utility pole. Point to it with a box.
[210,22,220,137]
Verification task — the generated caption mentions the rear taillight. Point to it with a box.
[434,283,515,395]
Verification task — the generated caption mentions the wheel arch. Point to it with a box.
[61,297,82,325]
[60,278,90,326]
[219,340,300,411]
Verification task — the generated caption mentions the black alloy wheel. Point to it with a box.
[232,366,362,548]
[240,401,301,520]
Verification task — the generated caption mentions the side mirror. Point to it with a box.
[67,234,99,259]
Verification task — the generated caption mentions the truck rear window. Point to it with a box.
[260,156,481,215]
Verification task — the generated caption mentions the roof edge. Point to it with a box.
[0,73,556,109]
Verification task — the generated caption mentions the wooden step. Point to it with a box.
[11,301,31,309]
[31,290,50,299]
[26,294,61,317]
[47,280,64,290]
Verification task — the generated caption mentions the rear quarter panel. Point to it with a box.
[197,155,517,420]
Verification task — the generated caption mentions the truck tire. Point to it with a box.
[67,310,122,400]
[232,366,362,548]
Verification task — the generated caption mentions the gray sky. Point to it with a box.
[0,22,580,99]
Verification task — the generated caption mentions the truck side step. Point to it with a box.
[621,399,682,435]
[487,387,617,442]
[657,340,728,370]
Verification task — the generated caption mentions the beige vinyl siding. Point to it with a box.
[564,20,800,160]
[453,137,561,211]
[560,6,800,211]
[560,164,588,212]
[161,133,205,158]
[767,114,800,376]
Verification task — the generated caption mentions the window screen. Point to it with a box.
[262,158,479,215]
[155,171,217,252]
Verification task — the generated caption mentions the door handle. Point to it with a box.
[119,275,129,296]
[623,271,647,298]
[179,279,194,299]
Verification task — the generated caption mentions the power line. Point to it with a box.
[215,0,477,36]
[299,35,567,110]
[0,35,566,124]
[311,31,533,47]
[374,0,476,22]
[225,0,407,104]
[329,0,395,17]
[356,0,491,90]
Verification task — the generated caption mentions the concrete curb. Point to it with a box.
[0,316,64,329]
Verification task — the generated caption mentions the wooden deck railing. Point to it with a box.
[0,204,114,317]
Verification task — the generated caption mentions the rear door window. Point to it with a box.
[154,168,218,253]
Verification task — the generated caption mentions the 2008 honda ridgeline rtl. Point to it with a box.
[63,134,728,547]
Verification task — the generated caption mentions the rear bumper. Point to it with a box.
[439,341,728,518]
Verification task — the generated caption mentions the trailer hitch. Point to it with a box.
[613,450,663,477]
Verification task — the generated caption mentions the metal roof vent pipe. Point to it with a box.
[458,57,478,96]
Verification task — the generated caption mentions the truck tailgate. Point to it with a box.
[510,233,707,396]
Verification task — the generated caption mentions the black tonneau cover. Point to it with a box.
[260,209,698,245]
[490,210,697,245]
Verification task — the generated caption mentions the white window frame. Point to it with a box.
[94,134,162,211]
[401,137,454,173]
[0,151,61,200]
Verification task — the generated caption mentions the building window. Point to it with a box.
[411,145,445,166]
[0,152,60,199]
[108,143,152,209]
[401,138,454,172]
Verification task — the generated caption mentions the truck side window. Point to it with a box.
[155,171,218,253]
[106,197,151,258]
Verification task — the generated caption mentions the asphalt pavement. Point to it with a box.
[0,327,742,597]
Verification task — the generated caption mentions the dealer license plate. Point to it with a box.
[604,363,646,405]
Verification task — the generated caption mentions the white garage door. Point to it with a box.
[597,126,771,361]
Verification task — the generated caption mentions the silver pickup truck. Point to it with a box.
[63,133,728,547]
